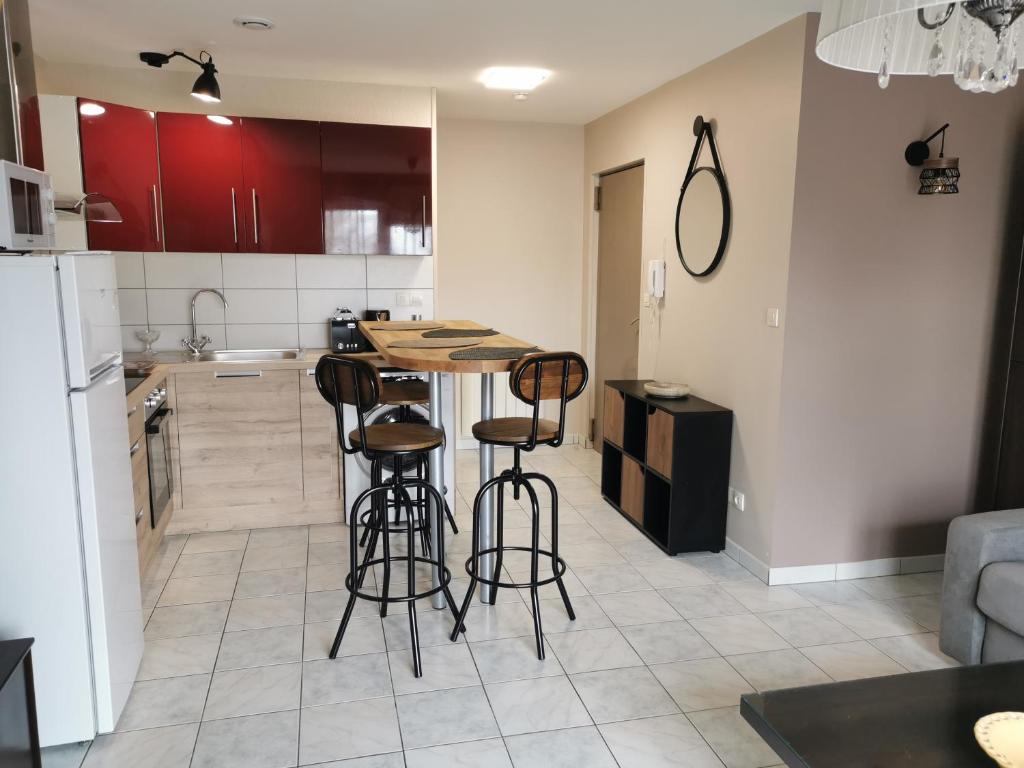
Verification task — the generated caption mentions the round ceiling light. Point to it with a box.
[233,16,274,31]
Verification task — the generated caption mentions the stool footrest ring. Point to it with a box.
[345,556,453,604]
[464,546,568,589]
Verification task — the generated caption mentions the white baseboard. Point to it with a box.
[723,538,944,586]
[723,538,770,583]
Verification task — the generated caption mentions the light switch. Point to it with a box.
[396,292,410,307]
[766,308,780,328]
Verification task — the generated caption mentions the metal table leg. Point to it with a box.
[428,372,446,610]
[479,373,495,604]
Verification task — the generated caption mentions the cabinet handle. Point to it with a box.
[306,368,316,376]
[251,189,259,246]
[215,370,262,378]
[130,439,142,456]
[127,405,138,417]
[135,507,145,524]
[150,185,161,243]
[230,187,238,245]
[421,195,427,248]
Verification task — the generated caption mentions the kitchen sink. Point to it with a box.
[195,349,303,362]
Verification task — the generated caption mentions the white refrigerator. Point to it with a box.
[0,251,144,746]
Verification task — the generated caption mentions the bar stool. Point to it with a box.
[356,376,459,547]
[449,352,588,659]
[315,354,462,676]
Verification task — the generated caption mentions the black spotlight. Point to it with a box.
[139,50,221,103]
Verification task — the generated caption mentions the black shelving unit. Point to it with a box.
[600,380,733,555]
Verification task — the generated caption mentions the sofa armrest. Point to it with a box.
[940,508,1024,664]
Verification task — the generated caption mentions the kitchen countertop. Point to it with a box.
[122,348,391,409]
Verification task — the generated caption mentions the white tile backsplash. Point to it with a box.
[367,255,433,289]
[226,324,300,350]
[297,289,367,324]
[147,289,227,326]
[224,289,298,324]
[296,254,366,288]
[144,252,223,289]
[115,252,146,288]
[115,251,430,350]
[223,253,297,289]
[118,289,148,325]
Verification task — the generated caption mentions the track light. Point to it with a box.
[139,49,222,103]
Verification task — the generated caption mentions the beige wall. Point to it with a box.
[772,20,1024,567]
[583,17,809,562]
[436,119,586,437]
[37,58,432,127]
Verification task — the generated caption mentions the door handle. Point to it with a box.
[421,195,427,248]
[135,507,145,524]
[630,317,639,326]
[251,189,259,246]
[215,370,262,378]
[150,185,161,243]
[230,187,238,245]
[130,439,142,456]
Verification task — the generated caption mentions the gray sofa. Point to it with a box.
[940,508,1024,664]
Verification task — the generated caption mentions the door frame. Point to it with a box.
[586,159,646,448]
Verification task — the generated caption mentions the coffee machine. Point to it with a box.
[329,308,369,352]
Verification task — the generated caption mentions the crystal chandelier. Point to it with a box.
[818,1,1024,93]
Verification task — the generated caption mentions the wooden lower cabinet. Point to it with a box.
[646,406,674,478]
[299,368,341,499]
[176,369,304,508]
[604,386,625,447]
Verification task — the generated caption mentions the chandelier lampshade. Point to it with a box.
[817,1,1023,93]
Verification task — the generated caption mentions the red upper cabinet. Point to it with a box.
[321,122,431,256]
[157,112,244,253]
[78,99,163,252]
[239,117,323,254]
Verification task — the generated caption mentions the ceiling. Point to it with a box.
[29,0,820,124]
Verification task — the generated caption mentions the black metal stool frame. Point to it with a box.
[449,352,589,660]
[315,354,462,677]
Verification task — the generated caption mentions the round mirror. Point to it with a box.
[675,166,730,277]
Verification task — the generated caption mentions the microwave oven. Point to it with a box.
[0,160,56,251]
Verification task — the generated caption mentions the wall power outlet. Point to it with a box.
[728,487,746,512]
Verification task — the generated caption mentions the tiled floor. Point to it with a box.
[45,445,956,768]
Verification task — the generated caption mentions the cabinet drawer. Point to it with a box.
[620,455,644,525]
[130,435,150,539]
[604,386,624,448]
[128,401,145,446]
[646,407,674,479]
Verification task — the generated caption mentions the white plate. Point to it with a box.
[643,381,690,398]
[976,712,1024,767]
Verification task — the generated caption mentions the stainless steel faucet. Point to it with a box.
[182,289,228,355]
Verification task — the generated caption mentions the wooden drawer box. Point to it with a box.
[599,381,733,555]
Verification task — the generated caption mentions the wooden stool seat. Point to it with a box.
[349,423,443,453]
[381,379,429,406]
[473,417,560,445]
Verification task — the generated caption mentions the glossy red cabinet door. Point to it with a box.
[78,99,162,251]
[239,117,323,254]
[157,112,244,252]
[321,122,431,255]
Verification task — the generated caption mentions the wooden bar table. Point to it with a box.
[358,320,539,608]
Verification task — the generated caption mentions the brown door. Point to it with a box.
[594,164,644,450]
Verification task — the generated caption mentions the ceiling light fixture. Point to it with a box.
[139,49,222,103]
[818,1,1024,94]
[78,102,105,117]
[233,16,274,30]
[206,115,233,125]
[480,66,551,91]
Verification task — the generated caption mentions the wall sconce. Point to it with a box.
[905,123,959,195]
[139,50,221,103]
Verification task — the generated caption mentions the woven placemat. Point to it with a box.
[388,339,481,349]
[421,328,499,338]
[449,346,541,361]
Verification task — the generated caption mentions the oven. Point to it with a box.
[145,401,173,529]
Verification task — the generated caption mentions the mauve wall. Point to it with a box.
[771,18,1024,567]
